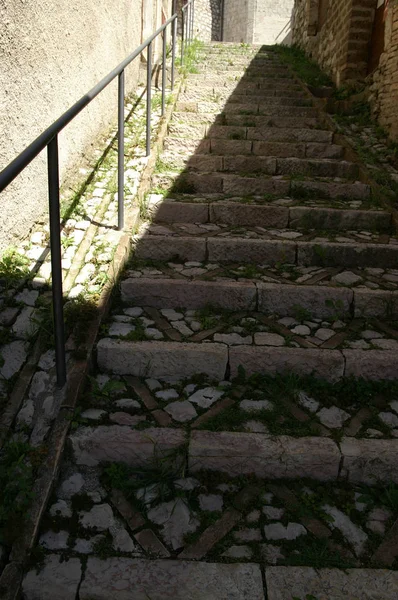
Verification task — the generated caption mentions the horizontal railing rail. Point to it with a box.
[0,0,196,388]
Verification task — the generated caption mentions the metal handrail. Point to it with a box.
[0,0,196,387]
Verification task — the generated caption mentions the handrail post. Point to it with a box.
[117,70,125,230]
[47,136,66,388]
[171,17,176,90]
[146,41,152,157]
[181,8,185,65]
[192,0,195,43]
[161,28,167,116]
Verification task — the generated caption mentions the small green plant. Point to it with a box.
[292,304,312,323]
[325,298,346,321]
[0,440,35,545]
[0,248,30,289]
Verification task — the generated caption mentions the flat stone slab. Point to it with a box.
[22,555,82,600]
[229,346,344,382]
[70,426,186,467]
[79,558,265,599]
[122,278,257,311]
[97,339,228,379]
[189,431,340,481]
[265,566,398,600]
[344,350,398,380]
[340,438,398,484]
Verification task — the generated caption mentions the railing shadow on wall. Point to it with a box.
[0,0,196,388]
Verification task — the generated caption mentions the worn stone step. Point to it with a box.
[135,227,397,269]
[164,153,354,179]
[97,337,397,384]
[188,73,303,87]
[172,111,320,129]
[164,137,344,160]
[168,123,333,144]
[153,171,370,199]
[187,78,303,93]
[176,101,318,118]
[150,199,390,232]
[179,93,311,107]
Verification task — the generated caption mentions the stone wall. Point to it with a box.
[0,0,162,251]
[223,0,254,43]
[368,3,398,140]
[253,0,294,45]
[292,0,377,85]
[223,0,293,45]
[194,0,222,41]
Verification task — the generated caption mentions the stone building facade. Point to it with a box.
[223,0,294,45]
[292,0,398,140]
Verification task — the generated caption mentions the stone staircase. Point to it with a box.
[22,43,398,600]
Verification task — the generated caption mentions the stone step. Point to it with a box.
[187,78,303,93]
[188,73,302,87]
[197,66,293,77]
[176,101,319,118]
[153,171,370,199]
[168,123,333,144]
[161,154,357,179]
[134,224,397,269]
[172,111,320,129]
[165,136,344,159]
[179,93,311,107]
[97,337,397,383]
[122,275,398,319]
[150,199,390,231]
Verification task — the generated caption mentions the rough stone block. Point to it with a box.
[188,155,223,172]
[208,238,296,265]
[343,350,398,380]
[22,556,82,600]
[135,237,206,262]
[290,180,370,200]
[211,139,253,155]
[223,156,277,174]
[340,438,398,484]
[354,289,398,318]
[210,202,288,228]
[305,143,344,159]
[80,558,265,600]
[229,346,345,382]
[258,283,353,319]
[122,279,257,310]
[189,431,340,481]
[247,127,333,143]
[297,241,398,269]
[252,141,306,158]
[97,339,228,379]
[70,426,186,467]
[265,567,398,600]
[153,201,209,223]
[222,175,290,196]
[277,158,359,179]
[289,207,391,231]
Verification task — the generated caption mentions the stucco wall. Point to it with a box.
[253,0,294,45]
[0,0,146,251]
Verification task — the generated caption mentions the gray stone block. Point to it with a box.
[80,558,265,599]
[208,238,296,265]
[340,438,398,484]
[343,350,398,380]
[122,279,257,310]
[229,346,345,382]
[97,339,228,379]
[189,431,340,481]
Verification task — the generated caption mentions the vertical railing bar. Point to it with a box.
[47,136,66,388]
[118,70,125,230]
[171,17,176,90]
[146,41,152,157]
[181,8,185,65]
[161,28,167,116]
[192,0,195,43]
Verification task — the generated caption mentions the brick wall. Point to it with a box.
[368,3,398,140]
[292,0,377,85]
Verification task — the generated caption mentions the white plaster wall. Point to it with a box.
[0,0,144,251]
[253,0,294,45]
